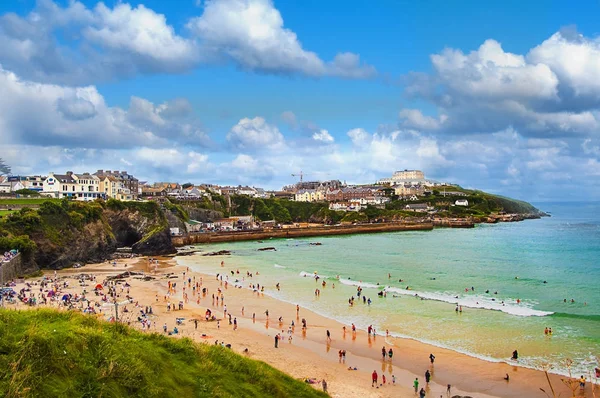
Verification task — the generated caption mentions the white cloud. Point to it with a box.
[528,30,600,98]
[399,109,446,130]
[84,3,198,67]
[187,0,375,78]
[0,66,210,149]
[405,30,600,138]
[347,128,371,146]
[0,0,374,84]
[312,129,334,143]
[227,117,285,150]
[582,139,600,156]
[431,39,559,101]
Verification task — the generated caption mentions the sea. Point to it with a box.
[179,201,600,377]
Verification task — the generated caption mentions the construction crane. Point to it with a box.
[291,171,308,182]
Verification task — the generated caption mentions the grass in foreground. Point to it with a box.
[0,309,328,398]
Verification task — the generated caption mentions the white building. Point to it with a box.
[393,169,425,181]
[455,199,469,206]
[42,172,105,201]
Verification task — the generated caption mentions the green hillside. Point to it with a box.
[0,310,327,398]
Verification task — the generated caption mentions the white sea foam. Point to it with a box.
[299,271,328,279]
[274,264,286,268]
[384,286,553,317]
[337,278,382,289]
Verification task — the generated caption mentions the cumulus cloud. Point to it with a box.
[187,0,375,78]
[399,109,447,130]
[0,1,198,84]
[528,29,600,100]
[0,0,374,84]
[0,66,210,149]
[83,3,198,69]
[312,129,334,143]
[56,97,97,120]
[404,29,600,138]
[226,117,285,150]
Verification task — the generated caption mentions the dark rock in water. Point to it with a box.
[309,242,322,246]
[177,250,202,257]
[258,247,277,251]
[202,250,231,256]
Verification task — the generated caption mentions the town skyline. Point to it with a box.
[1,1,600,202]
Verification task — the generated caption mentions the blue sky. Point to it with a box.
[1,0,600,201]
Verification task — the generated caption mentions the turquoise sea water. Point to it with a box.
[181,202,600,376]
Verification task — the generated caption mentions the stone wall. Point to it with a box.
[171,222,434,246]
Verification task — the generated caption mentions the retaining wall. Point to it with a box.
[171,222,434,246]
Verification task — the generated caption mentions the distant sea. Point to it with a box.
[180,201,600,376]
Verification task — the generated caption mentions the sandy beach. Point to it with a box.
[3,256,596,398]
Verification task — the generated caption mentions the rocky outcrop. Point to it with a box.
[30,219,116,270]
[132,228,175,256]
[184,207,223,222]
[165,211,187,234]
[14,203,177,271]
[105,207,176,256]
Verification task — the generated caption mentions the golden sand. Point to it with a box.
[5,256,593,398]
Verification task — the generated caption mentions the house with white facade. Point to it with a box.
[455,199,469,206]
[0,181,24,193]
[42,172,105,201]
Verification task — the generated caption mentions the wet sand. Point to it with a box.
[5,257,595,397]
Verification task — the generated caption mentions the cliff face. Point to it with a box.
[1,200,176,271]
[104,203,176,256]
[184,207,223,222]
[31,219,116,269]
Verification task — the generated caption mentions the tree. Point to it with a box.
[0,158,11,176]
[182,182,193,189]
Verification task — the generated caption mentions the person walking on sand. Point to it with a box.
[429,353,435,364]
[372,370,378,387]
[419,387,426,398]
[388,348,393,361]
[322,379,327,393]
[326,329,331,343]
[413,378,419,394]
[274,334,279,348]
[382,346,387,360]
[425,369,431,384]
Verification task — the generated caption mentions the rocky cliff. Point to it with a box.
[0,199,177,271]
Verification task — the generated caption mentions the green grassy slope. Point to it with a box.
[0,310,327,398]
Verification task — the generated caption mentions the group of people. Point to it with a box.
[2,249,18,262]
